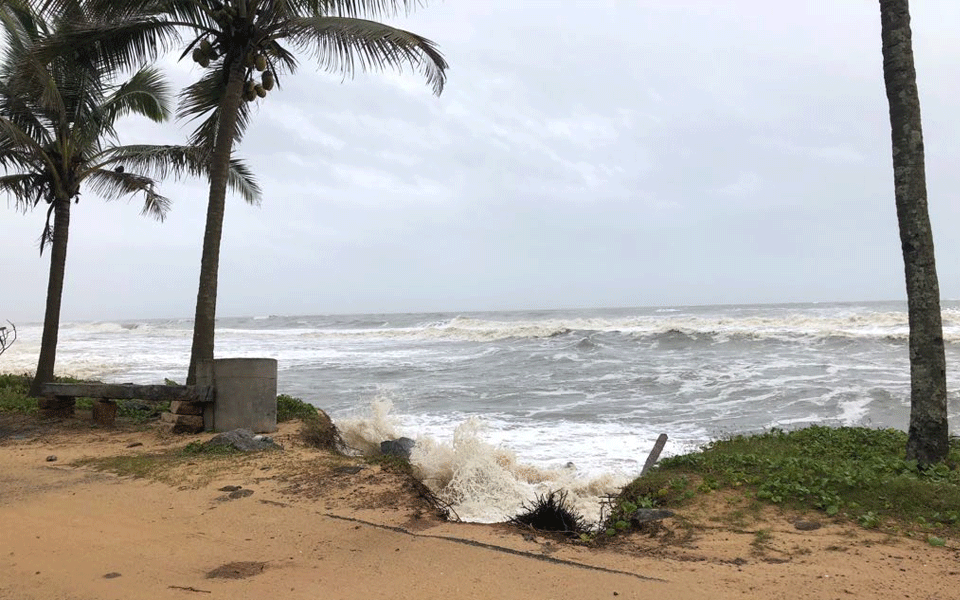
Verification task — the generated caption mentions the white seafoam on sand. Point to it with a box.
[337,397,647,525]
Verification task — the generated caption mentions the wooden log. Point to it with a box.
[39,383,215,403]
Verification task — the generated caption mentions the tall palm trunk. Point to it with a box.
[29,196,70,396]
[186,59,247,385]
[879,0,949,466]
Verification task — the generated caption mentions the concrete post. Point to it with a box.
[199,358,278,433]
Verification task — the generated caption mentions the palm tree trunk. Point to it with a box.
[186,59,247,385]
[879,0,949,466]
[29,196,70,398]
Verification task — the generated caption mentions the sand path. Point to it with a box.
[1,416,957,600]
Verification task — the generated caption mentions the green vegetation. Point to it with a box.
[276,394,346,452]
[0,373,96,414]
[181,440,241,455]
[0,374,166,423]
[76,442,248,485]
[608,426,960,538]
[0,374,34,413]
[277,394,320,423]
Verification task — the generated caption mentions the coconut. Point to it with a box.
[191,48,203,63]
[254,54,267,72]
[261,70,274,90]
[255,84,266,98]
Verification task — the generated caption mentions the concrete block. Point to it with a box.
[38,396,75,419]
[204,358,277,434]
[160,412,204,434]
[170,401,204,415]
[92,400,118,426]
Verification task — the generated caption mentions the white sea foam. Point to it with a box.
[334,403,630,525]
[337,397,403,456]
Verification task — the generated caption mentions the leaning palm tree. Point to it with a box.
[0,3,261,396]
[878,0,949,465]
[63,0,448,383]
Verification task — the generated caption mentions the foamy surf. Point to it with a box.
[336,399,629,525]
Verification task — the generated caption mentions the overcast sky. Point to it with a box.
[4,1,960,323]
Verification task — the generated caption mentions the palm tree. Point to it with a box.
[64,0,448,383]
[878,0,949,465]
[0,2,261,397]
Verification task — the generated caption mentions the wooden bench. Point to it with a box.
[38,383,216,428]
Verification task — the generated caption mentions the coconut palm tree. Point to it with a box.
[58,0,448,383]
[0,2,261,397]
[878,0,949,465]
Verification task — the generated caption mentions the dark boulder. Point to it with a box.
[206,429,282,452]
[630,508,675,524]
[380,437,416,458]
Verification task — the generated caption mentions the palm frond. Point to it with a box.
[0,115,54,172]
[0,80,53,146]
[178,67,253,147]
[101,65,172,124]
[226,156,261,205]
[85,167,171,220]
[32,17,182,75]
[92,143,207,180]
[289,16,446,95]
[94,143,262,204]
[0,172,47,210]
[309,0,423,19]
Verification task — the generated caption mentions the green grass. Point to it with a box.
[277,394,320,423]
[0,374,34,412]
[608,426,960,538]
[75,442,246,485]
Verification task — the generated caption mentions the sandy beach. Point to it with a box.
[1,413,957,600]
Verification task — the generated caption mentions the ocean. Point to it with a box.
[5,301,960,523]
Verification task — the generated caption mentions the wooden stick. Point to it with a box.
[640,433,668,477]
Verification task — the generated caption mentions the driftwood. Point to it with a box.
[0,321,15,357]
[39,383,215,403]
[640,433,668,477]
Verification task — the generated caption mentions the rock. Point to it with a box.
[103,572,121,579]
[206,429,281,452]
[629,508,675,524]
[380,437,415,458]
[45,455,57,462]
[227,489,254,500]
[126,442,143,448]
[160,412,204,434]
[794,520,822,531]
[218,485,242,492]
[333,466,364,475]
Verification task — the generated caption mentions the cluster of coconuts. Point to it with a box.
[190,39,218,68]
[243,51,274,102]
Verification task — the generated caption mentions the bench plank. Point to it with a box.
[39,383,215,403]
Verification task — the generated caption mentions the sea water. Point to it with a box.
[5,301,960,523]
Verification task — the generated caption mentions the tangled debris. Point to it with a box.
[509,490,588,536]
